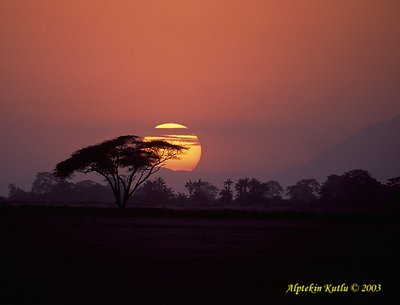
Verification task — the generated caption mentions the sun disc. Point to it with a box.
[144,123,201,171]
[155,123,188,129]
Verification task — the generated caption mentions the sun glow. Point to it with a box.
[155,123,188,129]
[145,123,201,171]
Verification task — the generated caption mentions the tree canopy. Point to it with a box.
[286,179,320,203]
[320,169,381,206]
[54,135,186,208]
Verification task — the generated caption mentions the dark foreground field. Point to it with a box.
[1,206,399,305]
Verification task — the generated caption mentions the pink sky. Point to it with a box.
[1,0,400,194]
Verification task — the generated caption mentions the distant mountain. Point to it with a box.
[157,116,400,191]
[276,116,400,185]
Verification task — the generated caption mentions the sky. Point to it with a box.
[1,0,400,195]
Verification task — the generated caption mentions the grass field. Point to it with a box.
[1,206,398,305]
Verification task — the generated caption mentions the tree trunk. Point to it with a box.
[120,189,133,209]
[115,197,125,209]
[112,183,132,209]
[113,188,125,209]
[121,197,129,209]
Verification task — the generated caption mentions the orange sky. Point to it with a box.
[1,0,400,194]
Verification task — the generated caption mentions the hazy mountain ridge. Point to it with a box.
[275,116,400,184]
[159,116,400,190]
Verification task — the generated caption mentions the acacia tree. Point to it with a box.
[54,135,186,208]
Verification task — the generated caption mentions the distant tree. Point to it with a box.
[219,178,234,204]
[135,177,175,205]
[31,172,61,195]
[264,180,284,201]
[187,179,218,204]
[49,180,76,202]
[8,183,18,198]
[7,183,30,201]
[320,169,381,206]
[248,178,267,204]
[75,180,101,189]
[55,135,186,209]
[342,169,382,203]
[387,176,400,189]
[185,180,195,197]
[386,176,400,205]
[175,192,189,204]
[74,180,112,203]
[235,178,251,204]
[319,174,343,202]
[286,179,320,203]
[344,169,378,186]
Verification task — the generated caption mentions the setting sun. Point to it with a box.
[144,123,201,171]
[155,123,188,129]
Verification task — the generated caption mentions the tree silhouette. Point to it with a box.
[186,179,218,204]
[386,176,400,205]
[135,177,175,205]
[264,180,284,201]
[55,135,186,208]
[387,176,400,189]
[235,178,251,204]
[73,180,113,203]
[8,183,18,198]
[185,180,195,197]
[319,174,343,202]
[320,169,381,206]
[7,183,30,201]
[286,179,320,203]
[31,172,61,195]
[219,178,233,204]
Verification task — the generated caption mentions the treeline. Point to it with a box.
[4,169,400,210]
[6,173,113,204]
